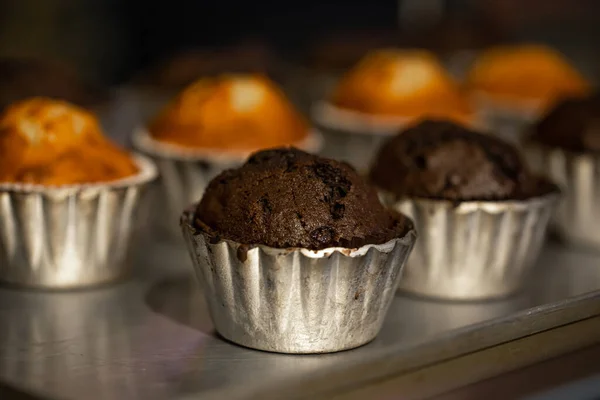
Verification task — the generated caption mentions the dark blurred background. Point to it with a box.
[0,0,598,85]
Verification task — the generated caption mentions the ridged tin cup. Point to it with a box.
[0,154,157,289]
[525,143,600,248]
[382,192,559,300]
[133,128,323,239]
[180,208,417,354]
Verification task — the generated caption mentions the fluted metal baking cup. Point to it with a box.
[0,154,157,289]
[383,192,559,300]
[180,209,417,354]
[312,101,481,173]
[525,143,600,248]
[132,127,323,239]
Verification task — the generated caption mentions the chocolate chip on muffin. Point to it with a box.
[195,147,407,250]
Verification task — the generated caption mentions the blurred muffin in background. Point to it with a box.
[148,74,311,151]
[0,97,138,185]
[284,29,401,114]
[466,44,590,111]
[465,44,591,141]
[133,74,321,238]
[312,49,474,171]
[329,49,472,123]
[135,40,275,92]
[0,57,108,113]
[525,93,600,249]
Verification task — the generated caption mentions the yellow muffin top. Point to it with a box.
[465,44,590,108]
[0,97,138,185]
[149,74,310,150]
[330,49,473,123]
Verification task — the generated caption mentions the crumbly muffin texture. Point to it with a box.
[195,148,407,250]
[531,94,600,153]
[0,97,138,185]
[369,120,554,201]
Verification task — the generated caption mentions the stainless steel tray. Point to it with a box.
[0,239,599,400]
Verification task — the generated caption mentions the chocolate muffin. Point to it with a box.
[530,94,600,153]
[372,120,560,300]
[369,119,554,201]
[195,147,406,250]
[525,93,600,248]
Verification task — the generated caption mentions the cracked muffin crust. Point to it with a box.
[194,147,407,250]
[369,119,556,201]
[0,97,138,185]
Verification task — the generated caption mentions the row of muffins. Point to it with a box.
[0,98,157,287]
[0,91,590,355]
[3,47,592,351]
[124,42,592,190]
[182,118,560,353]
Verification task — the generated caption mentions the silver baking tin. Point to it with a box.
[132,127,323,239]
[180,208,417,354]
[382,191,559,300]
[526,143,600,249]
[0,154,157,289]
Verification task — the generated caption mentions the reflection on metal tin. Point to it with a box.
[384,192,559,300]
[133,128,323,239]
[0,154,157,289]
[526,143,600,249]
[180,208,417,354]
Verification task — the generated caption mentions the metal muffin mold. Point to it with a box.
[382,191,559,300]
[0,154,158,289]
[180,208,417,354]
[526,142,600,249]
[132,127,323,239]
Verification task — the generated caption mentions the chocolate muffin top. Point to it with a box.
[195,148,408,250]
[369,120,554,201]
[531,94,600,153]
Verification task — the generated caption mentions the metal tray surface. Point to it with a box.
[0,240,599,400]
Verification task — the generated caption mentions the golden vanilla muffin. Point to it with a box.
[330,49,473,124]
[0,98,138,185]
[149,74,309,150]
[466,44,590,110]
